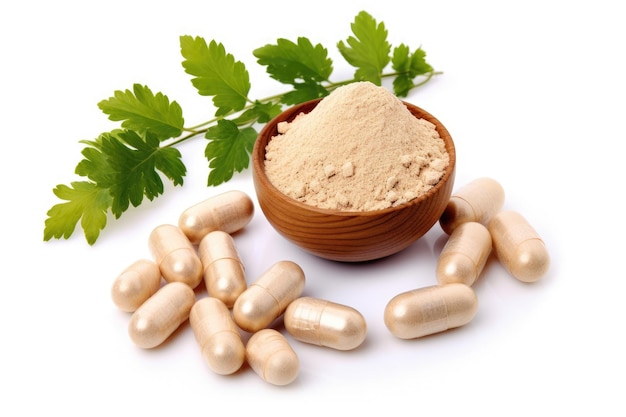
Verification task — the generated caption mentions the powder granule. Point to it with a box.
[264,81,449,211]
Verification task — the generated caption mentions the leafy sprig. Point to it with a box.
[44,10,440,245]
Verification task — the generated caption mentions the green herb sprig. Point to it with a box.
[43,11,440,245]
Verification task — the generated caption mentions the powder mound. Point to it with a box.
[264,81,449,211]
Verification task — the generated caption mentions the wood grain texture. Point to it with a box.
[252,99,456,262]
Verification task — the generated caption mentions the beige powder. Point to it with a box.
[264,81,449,211]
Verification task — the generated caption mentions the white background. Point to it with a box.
[2,0,624,415]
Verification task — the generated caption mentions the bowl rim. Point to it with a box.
[252,97,456,218]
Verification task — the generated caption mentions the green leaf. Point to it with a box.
[75,138,115,184]
[391,44,414,97]
[391,44,411,72]
[232,101,283,125]
[253,37,333,85]
[43,181,111,245]
[392,44,434,97]
[392,75,414,98]
[97,84,184,140]
[408,47,433,77]
[205,120,257,186]
[281,82,329,105]
[337,10,391,85]
[82,130,186,217]
[180,35,250,116]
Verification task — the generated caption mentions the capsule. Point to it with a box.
[148,224,203,288]
[189,297,245,375]
[233,261,305,333]
[384,283,478,339]
[178,190,255,245]
[439,177,505,235]
[128,282,195,349]
[198,230,246,308]
[246,329,299,386]
[111,259,162,312]
[284,297,367,351]
[436,222,492,286]
[488,210,550,283]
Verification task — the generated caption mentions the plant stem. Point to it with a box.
[165,130,206,147]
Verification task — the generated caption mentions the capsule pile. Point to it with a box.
[111,189,368,386]
[111,178,550,386]
[383,177,550,339]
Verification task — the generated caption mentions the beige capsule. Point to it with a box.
[189,297,245,375]
[488,210,550,283]
[148,224,203,288]
[439,177,505,235]
[384,283,478,339]
[128,282,195,349]
[233,261,305,333]
[437,222,492,286]
[284,297,367,351]
[111,259,162,312]
[198,230,246,308]
[246,329,299,386]
[178,190,255,245]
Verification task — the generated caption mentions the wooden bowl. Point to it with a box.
[252,98,456,262]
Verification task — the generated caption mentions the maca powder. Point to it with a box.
[263,81,449,211]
